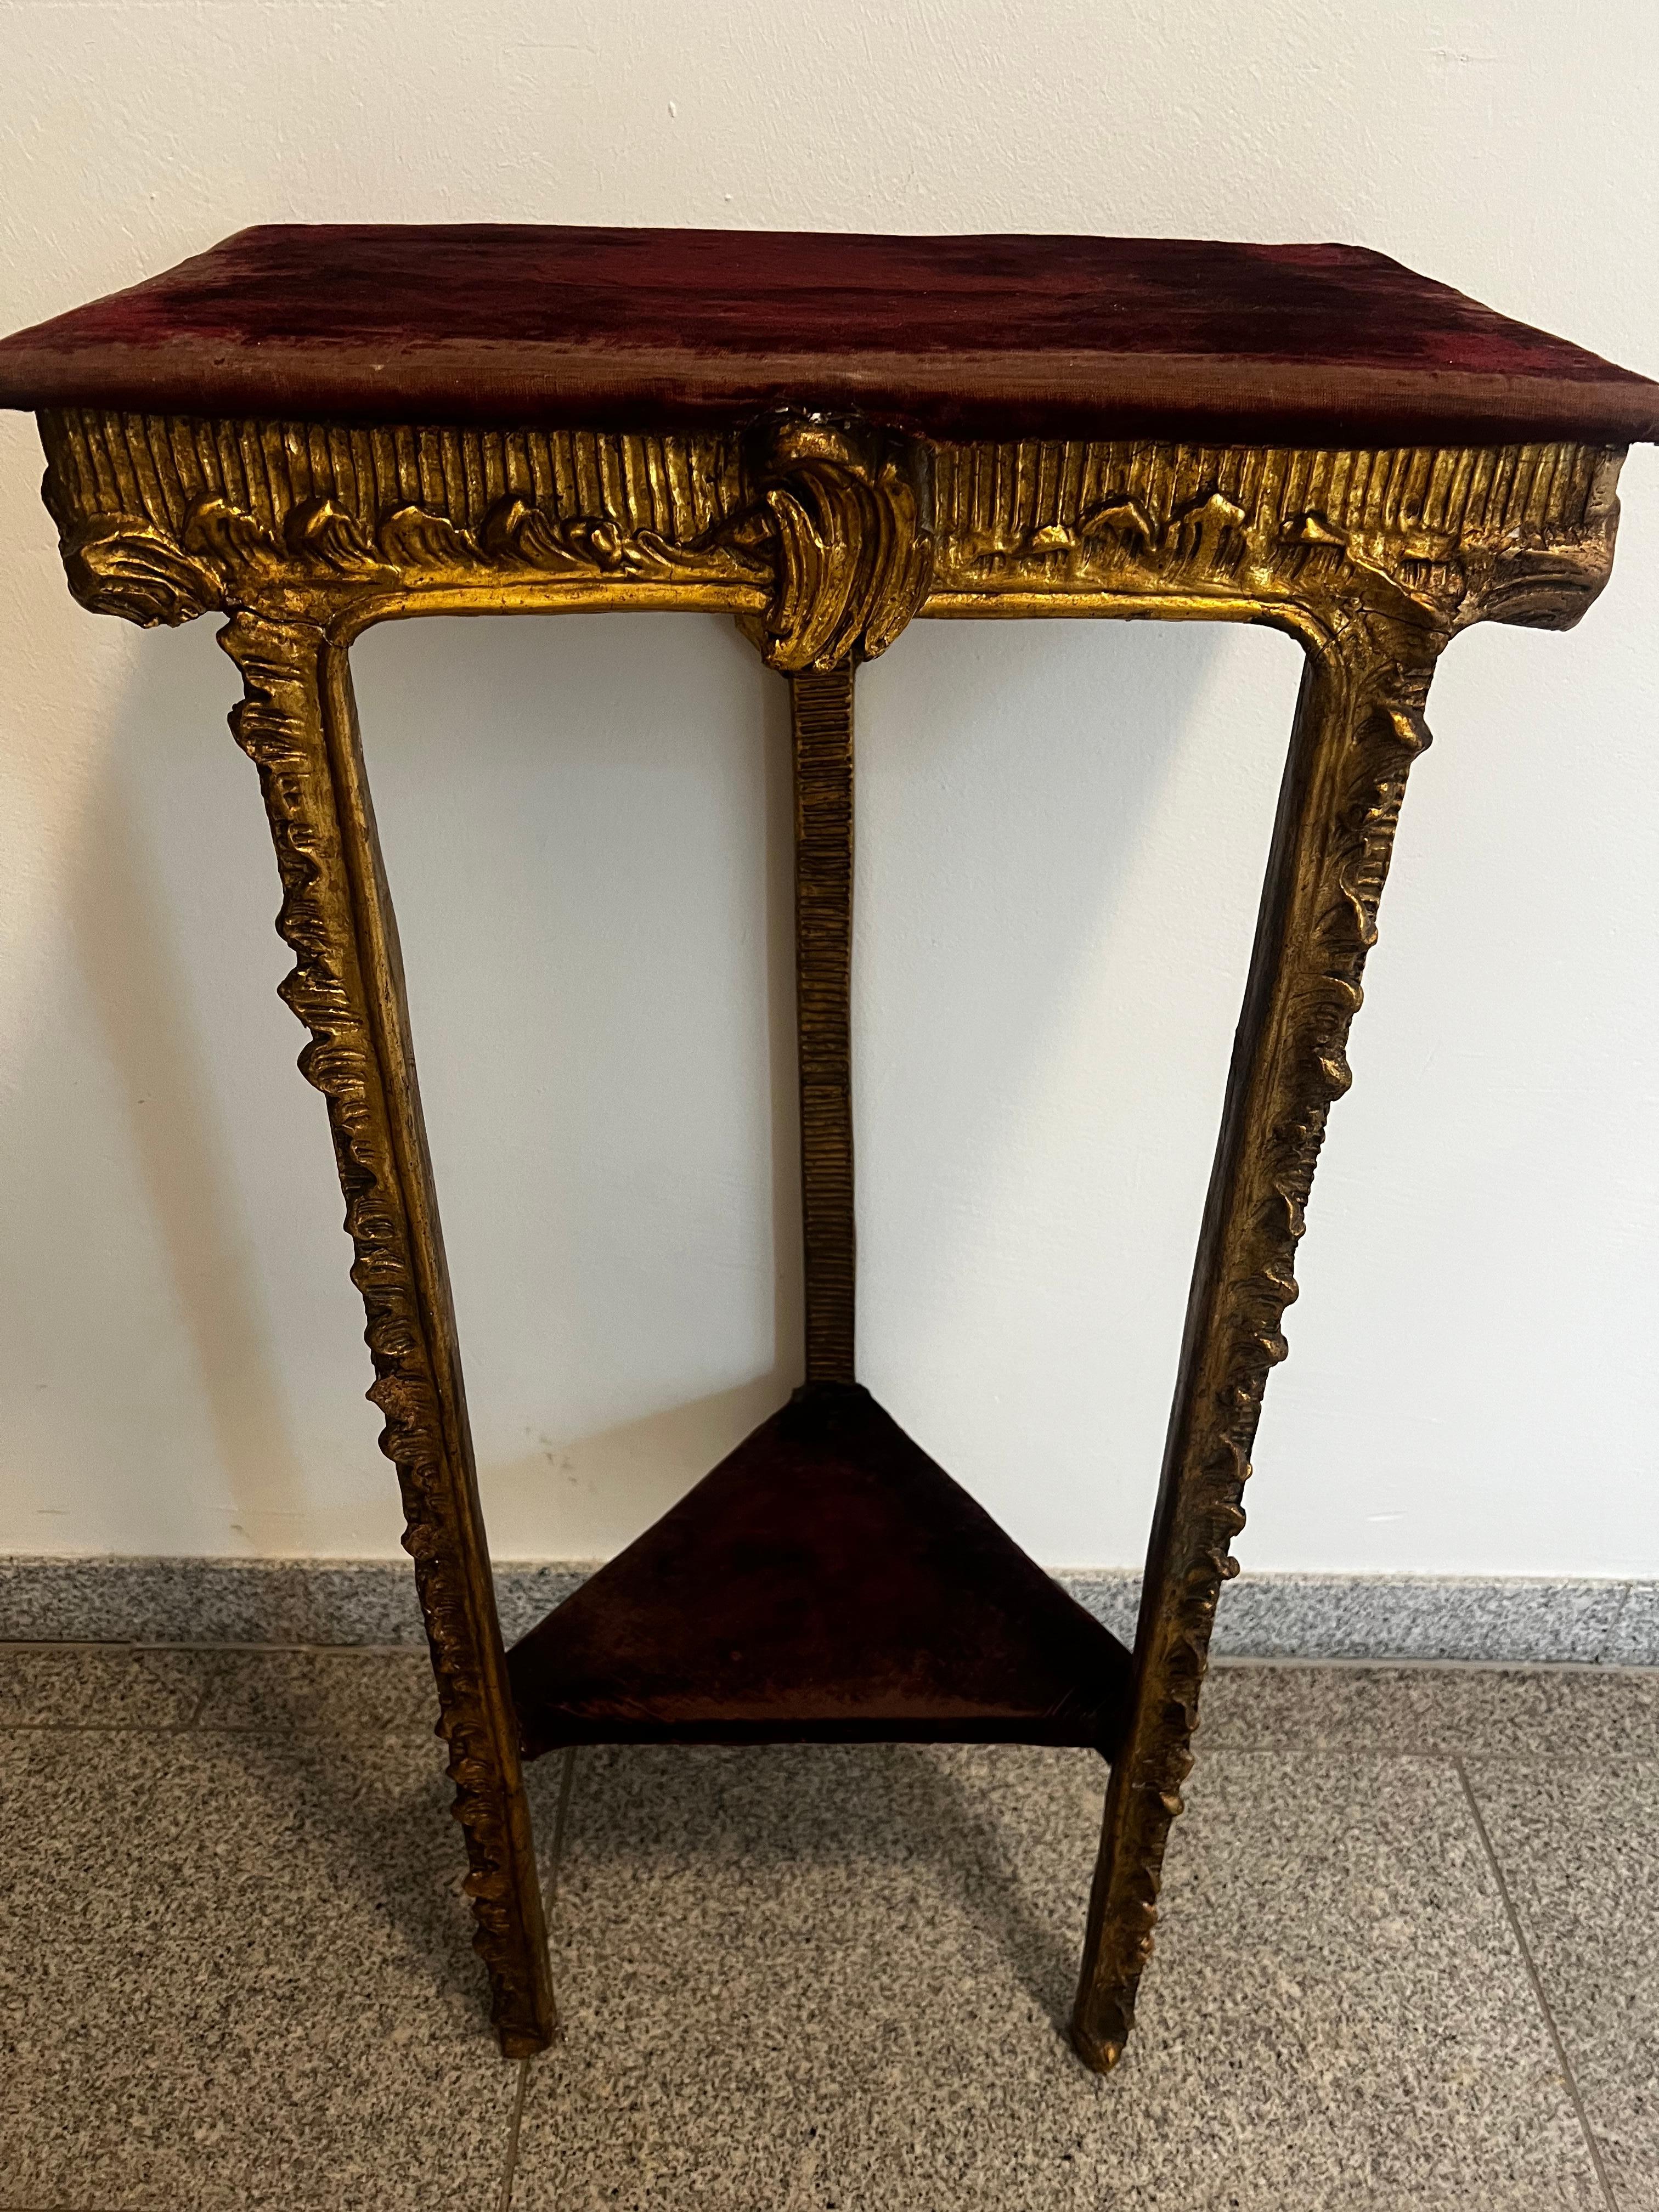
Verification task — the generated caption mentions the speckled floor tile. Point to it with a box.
[192,1646,439,1734]
[0,1641,211,1729]
[514,1741,1600,2210]
[1465,1757,1659,2204]
[1203,1658,1659,1762]
[0,1725,517,2211]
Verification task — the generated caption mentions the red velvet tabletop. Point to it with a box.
[0,225,1653,445]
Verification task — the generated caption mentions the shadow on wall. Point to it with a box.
[1,613,380,1556]
[347,607,1244,1562]
[7,600,1269,1562]
[854,615,1225,1359]
[850,614,1261,1560]
[67,675,312,1524]
[348,611,804,1557]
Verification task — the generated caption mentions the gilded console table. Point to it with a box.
[2,228,1653,2072]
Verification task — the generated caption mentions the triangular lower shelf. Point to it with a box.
[506,1382,1133,1758]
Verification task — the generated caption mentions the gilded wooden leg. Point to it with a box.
[789,667,857,1384]
[1070,611,1443,2072]
[221,610,555,2058]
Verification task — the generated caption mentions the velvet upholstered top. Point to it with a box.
[0,225,1655,446]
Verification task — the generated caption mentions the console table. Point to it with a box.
[2,227,1652,2073]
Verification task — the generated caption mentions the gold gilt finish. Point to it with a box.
[33,405,1625,2068]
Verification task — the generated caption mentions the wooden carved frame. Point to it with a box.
[33,404,1625,2067]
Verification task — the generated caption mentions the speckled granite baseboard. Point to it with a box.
[0,1558,586,1647]
[1,1555,1655,1663]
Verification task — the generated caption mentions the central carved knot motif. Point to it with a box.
[737,413,935,674]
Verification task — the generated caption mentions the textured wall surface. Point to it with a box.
[0,0,1654,1577]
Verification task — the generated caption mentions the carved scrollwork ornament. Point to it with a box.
[38,411,1617,647]
[47,503,225,627]
[737,411,936,670]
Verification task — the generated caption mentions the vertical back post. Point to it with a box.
[789,667,857,1385]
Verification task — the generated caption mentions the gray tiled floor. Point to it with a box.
[0,1648,1652,2209]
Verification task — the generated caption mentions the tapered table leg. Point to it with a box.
[221,610,555,2058]
[1071,612,1443,2071]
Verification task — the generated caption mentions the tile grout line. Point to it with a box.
[179,1650,219,1731]
[10,1641,1658,1672]
[1599,1579,1635,1665]
[1206,1737,1659,1767]
[544,1746,578,1919]
[495,1747,580,2210]
[496,2058,530,2212]
[1454,1756,1621,2212]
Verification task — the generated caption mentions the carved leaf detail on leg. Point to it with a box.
[219,610,554,2058]
[1070,614,1443,2072]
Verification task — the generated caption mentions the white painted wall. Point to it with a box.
[1,1,1655,1579]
